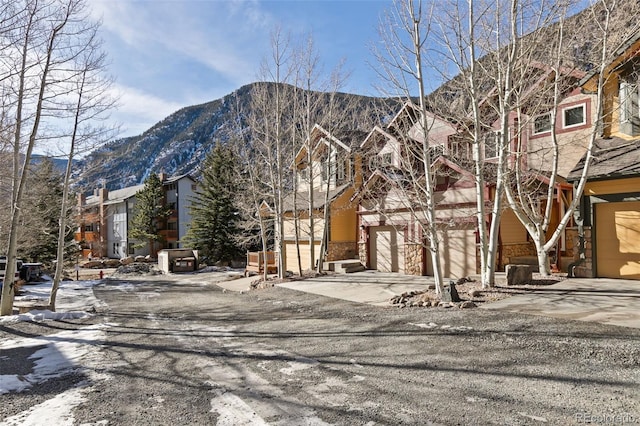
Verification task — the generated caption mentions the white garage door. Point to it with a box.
[595,201,640,280]
[427,227,476,279]
[370,226,404,273]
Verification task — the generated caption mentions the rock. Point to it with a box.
[104,259,120,268]
[120,256,135,265]
[82,260,103,269]
[134,255,146,262]
[506,264,533,285]
[427,284,436,290]
[459,301,477,309]
[441,281,462,303]
[468,289,481,298]
[430,300,439,307]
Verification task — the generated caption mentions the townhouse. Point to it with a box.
[567,32,640,280]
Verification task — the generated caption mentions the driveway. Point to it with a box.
[276,270,432,306]
[482,278,640,329]
[271,272,640,329]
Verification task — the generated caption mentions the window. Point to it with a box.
[562,104,586,128]
[428,144,444,159]
[336,158,349,183]
[84,224,95,232]
[448,137,471,161]
[533,113,552,134]
[619,74,639,136]
[483,131,501,159]
[299,167,309,181]
[380,152,393,166]
[167,222,177,230]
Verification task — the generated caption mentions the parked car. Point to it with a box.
[0,256,24,285]
[20,263,43,283]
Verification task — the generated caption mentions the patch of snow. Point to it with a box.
[0,279,105,324]
[0,324,110,394]
[210,390,269,426]
[408,322,439,329]
[0,385,89,426]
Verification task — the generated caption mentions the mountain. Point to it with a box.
[31,154,78,174]
[75,82,395,191]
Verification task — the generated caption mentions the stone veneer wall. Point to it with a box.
[358,242,367,266]
[501,241,536,267]
[404,244,424,276]
[565,227,577,259]
[571,226,594,278]
[327,241,358,261]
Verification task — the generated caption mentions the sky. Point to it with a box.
[90,0,392,138]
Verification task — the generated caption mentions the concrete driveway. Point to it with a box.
[482,278,640,329]
[217,270,640,329]
[277,270,436,306]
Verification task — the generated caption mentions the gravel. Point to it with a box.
[1,275,639,425]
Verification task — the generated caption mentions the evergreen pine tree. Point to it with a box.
[185,144,241,263]
[129,174,170,256]
[16,159,74,265]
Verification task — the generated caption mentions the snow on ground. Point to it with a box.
[0,279,106,324]
[0,323,110,393]
[0,279,135,425]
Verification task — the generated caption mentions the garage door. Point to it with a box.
[285,241,321,273]
[426,227,477,279]
[370,226,404,273]
[595,201,640,279]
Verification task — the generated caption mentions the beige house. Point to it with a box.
[281,124,366,273]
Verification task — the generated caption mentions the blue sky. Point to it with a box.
[91,0,391,138]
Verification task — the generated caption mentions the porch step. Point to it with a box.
[323,259,365,274]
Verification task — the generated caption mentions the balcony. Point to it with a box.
[159,229,178,240]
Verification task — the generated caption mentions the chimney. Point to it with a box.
[158,172,167,182]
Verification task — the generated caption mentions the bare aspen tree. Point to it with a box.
[49,21,117,310]
[1,0,95,315]
[247,27,295,279]
[374,0,446,294]
[504,0,639,275]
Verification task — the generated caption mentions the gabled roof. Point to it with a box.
[360,126,397,150]
[293,124,366,166]
[282,183,351,212]
[580,31,640,91]
[567,137,640,182]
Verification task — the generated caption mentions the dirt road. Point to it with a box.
[1,274,639,425]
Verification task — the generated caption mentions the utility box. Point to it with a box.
[157,249,199,274]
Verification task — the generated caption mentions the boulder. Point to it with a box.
[506,264,533,285]
[459,301,477,309]
[82,260,103,269]
[120,256,134,265]
[103,259,121,268]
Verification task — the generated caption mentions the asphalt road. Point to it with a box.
[2,274,640,425]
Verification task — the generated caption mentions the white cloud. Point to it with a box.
[110,84,185,136]
[92,0,274,85]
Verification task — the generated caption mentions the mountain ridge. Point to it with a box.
[75,82,394,192]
